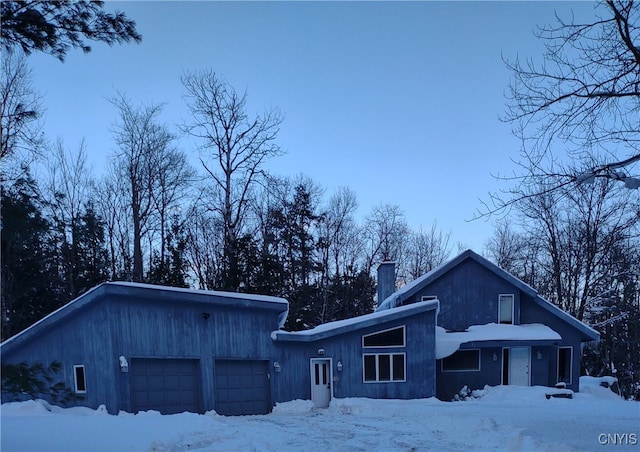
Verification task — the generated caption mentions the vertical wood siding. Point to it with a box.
[272,310,436,403]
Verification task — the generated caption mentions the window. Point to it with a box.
[362,326,405,348]
[498,294,514,324]
[363,353,405,382]
[73,365,86,393]
[557,347,572,384]
[421,295,438,302]
[441,350,480,372]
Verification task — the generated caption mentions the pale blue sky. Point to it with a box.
[27,1,598,251]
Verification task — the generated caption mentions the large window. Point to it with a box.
[73,365,86,393]
[363,353,405,382]
[441,350,480,372]
[557,347,572,384]
[362,326,405,348]
[498,294,514,324]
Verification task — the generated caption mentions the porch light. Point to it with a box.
[119,356,129,373]
[273,361,281,373]
[337,361,343,372]
[492,352,497,361]
[318,348,325,356]
[537,351,543,360]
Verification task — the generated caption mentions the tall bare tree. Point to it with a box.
[181,70,284,291]
[483,1,640,217]
[110,95,177,282]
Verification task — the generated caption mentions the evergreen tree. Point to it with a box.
[1,173,61,339]
[146,215,190,288]
[1,1,141,61]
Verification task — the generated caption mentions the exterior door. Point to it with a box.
[509,347,530,386]
[310,358,332,408]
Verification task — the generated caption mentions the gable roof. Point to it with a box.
[377,249,599,343]
[1,282,290,353]
[272,299,439,343]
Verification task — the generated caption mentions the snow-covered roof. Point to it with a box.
[1,282,290,351]
[376,249,599,343]
[272,299,439,342]
[106,281,289,306]
[436,323,562,359]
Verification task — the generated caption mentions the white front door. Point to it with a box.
[509,347,531,386]
[310,359,332,408]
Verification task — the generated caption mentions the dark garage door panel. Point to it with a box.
[215,360,271,416]
[131,358,201,415]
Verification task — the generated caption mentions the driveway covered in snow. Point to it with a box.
[2,382,638,451]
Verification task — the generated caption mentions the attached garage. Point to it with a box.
[214,359,271,415]
[130,358,201,414]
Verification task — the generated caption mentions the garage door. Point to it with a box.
[214,360,271,415]
[130,358,201,414]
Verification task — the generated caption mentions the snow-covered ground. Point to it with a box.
[2,378,638,451]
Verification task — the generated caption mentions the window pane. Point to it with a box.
[499,295,514,324]
[363,327,404,347]
[378,355,391,381]
[74,366,86,392]
[442,350,480,371]
[315,363,319,385]
[364,355,377,381]
[392,354,405,381]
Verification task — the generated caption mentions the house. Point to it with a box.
[0,250,599,413]
[0,281,438,415]
[376,249,600,400]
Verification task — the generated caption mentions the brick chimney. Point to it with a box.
[377,261,396,307]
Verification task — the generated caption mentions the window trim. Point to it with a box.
[363,353,406,383]
[73,365,86,394]
[557,346,573,384]
[441,349,481,372]
[362,325,406,349]
[498,294,515,325]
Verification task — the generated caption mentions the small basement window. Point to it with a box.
[363,353,405,382]
[441,350,480,372]
[73,365,86,393]
[421,295,438,302]
[498,294,514,324]
[362,326,405,348]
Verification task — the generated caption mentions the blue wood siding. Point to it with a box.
[520,300,582,391]
[272,309,436,403]
[1,289,282,414]
[1,298,118,410]
[409,259,521,331]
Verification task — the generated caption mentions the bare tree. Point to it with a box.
[321,186,361,277]
[110,94,176,282]
[181,69,284,291]
[406,221,451,280]
[483,1,640,217]
[363,203,410,276]
[512,178,638,320]
[0,51,43,166]
[96,173,130,280]
[44,139,92,294]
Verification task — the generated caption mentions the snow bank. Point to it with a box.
[579,376,622,401]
